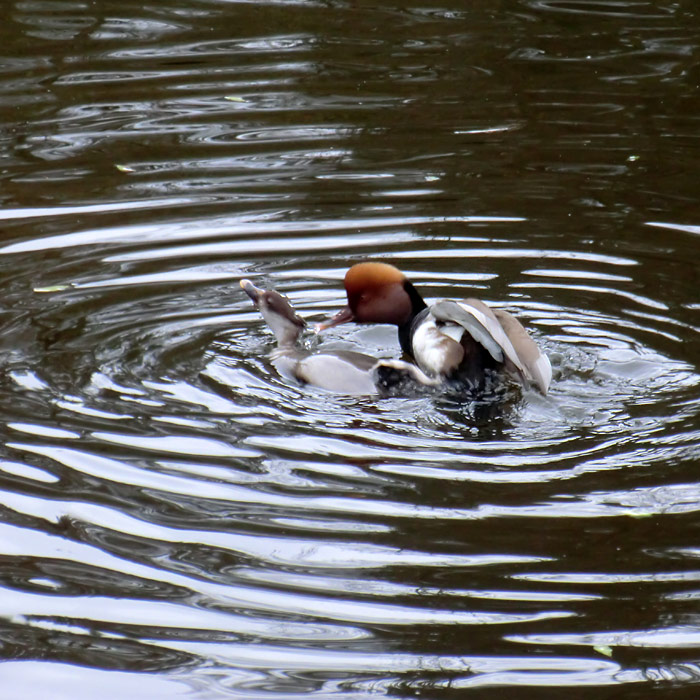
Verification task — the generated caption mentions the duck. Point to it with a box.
[316,262,552,394]
[240,278,439,395]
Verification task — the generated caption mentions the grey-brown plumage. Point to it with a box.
[240,279,439,394]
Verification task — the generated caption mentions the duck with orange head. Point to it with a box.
[317,262,552,395]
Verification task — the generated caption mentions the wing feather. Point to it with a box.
[431,299,512,365]
[431,300,551,394]
[492,309,551,394]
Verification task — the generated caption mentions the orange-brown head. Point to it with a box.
[317,262,426,331]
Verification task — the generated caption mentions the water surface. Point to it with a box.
[1,0,700,697]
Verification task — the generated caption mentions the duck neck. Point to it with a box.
[397,281,427,356]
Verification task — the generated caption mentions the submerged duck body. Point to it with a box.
[240,279,438,395]
[317,262,552,395]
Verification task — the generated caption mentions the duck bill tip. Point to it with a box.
[240,278,261,303]
[314,305,355,333]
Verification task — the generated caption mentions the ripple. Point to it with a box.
[524,1,677,19]
[2,0,700,695]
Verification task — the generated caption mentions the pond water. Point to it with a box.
[1,0,699,697]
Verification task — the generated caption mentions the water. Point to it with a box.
[1,0,699,697]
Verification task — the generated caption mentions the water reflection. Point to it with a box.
[1,0,700,697]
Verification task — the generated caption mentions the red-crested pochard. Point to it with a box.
[316,262,552,394]
[240,279,439,395]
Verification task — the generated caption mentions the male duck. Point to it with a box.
[240,279,439,395]
[316,262,552,394]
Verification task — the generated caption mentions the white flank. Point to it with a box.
[412,318,462,376]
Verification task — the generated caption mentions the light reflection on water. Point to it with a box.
[1,0,700,697]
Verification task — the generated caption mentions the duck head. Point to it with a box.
[240,279,305,347]
[317,262,426,330]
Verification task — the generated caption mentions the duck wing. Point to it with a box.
[431,299,551,395]
[492,309,552,395]
[430,299,512,364]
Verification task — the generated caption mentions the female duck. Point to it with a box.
[240,279,438,395]
[316,262,552,394]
